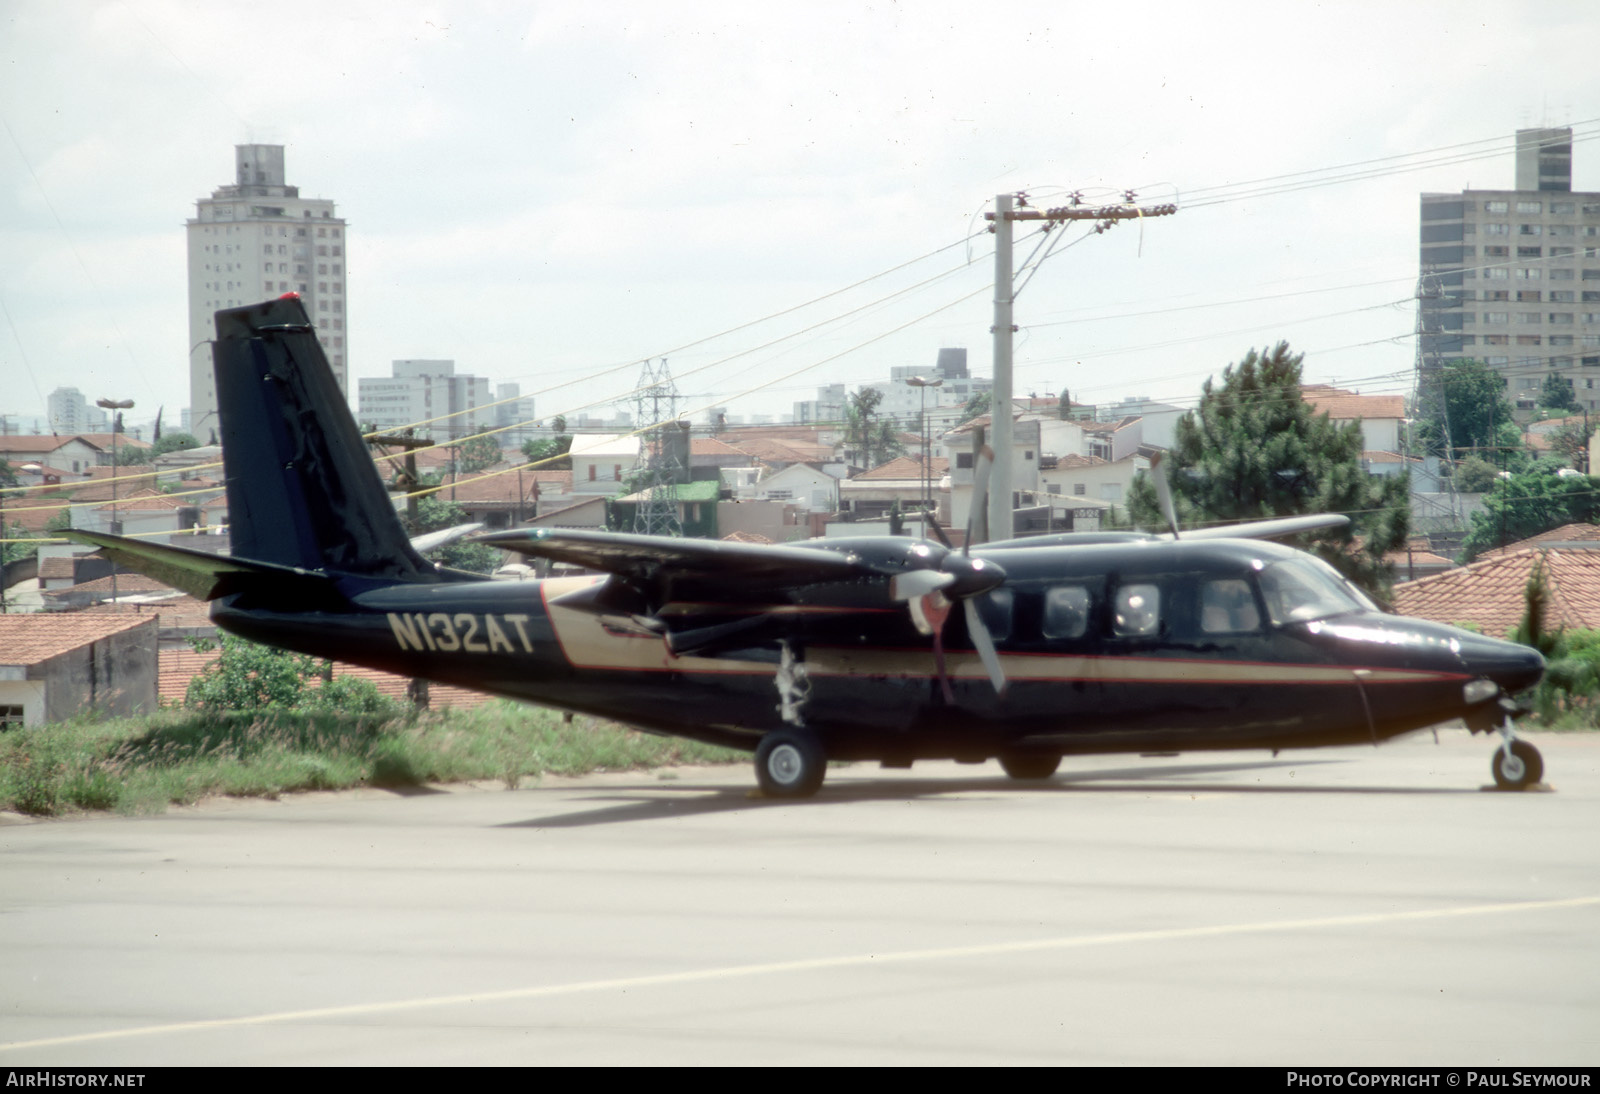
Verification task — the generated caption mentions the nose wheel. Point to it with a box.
[1491,713,1543,790]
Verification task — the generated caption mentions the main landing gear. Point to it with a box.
[755,728,827,798]
[998,753,1062,780]
[1491,715,1543,791]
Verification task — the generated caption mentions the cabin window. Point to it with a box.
[1043,585,1091,639]
[1199,579,1261,634]
[0,705,22,730]
[1113,584,1160,637]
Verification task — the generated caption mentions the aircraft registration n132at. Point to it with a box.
[71,295,1547,798]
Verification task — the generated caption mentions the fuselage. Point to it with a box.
[209,537,1544,763]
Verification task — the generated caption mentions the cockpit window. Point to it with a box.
[1258,559,1367,625]
[1200,578,1261,634]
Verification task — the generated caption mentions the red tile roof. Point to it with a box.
[0,614,153,666]
[75,434,150,452]
[80,594,214,630]
[691,437,750,456]
[1482,522,1600,557]
[1393,548,1600,636]
[732,438,833,465]
[853,455,948,481]
[44,572,180,598]
[38,556,75,579]
[0,436,105,454]
[1304,391,1406,421]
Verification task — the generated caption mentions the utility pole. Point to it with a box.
[984,194,1176,543]
[368,430,430,527]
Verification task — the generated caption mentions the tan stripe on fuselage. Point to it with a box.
[539,577,1467,687]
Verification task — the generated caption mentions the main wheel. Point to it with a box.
[1492,739,1543,790]
[755,729,826,798]
[999,753,1062,780]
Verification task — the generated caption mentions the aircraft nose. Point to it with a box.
[1458,634,1546,694]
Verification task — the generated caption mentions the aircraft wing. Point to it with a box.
[474,527,880,585]
[1172,513,1351,541]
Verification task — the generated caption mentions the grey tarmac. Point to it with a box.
[1,728,1597,1066]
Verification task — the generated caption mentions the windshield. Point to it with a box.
[1257,558,1370,625]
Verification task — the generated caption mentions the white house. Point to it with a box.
[567,434,641,495]
[755,463,840,513]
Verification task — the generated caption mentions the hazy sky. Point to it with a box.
[3,1,1598,435]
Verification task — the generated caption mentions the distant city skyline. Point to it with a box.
[4,3,1599,438]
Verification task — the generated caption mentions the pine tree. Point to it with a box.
[1127,342,1409,595]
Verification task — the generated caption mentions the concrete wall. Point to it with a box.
[35,618,158,724]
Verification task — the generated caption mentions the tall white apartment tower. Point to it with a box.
[1419,127,1600,410]
[186,144,348,441]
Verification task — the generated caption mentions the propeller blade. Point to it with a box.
[908,590,953,638]
[1150,452,1180,539]
[964,444,995,553]
[964,598,1007,695]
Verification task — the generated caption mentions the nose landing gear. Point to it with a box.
[1491,716,1544,791]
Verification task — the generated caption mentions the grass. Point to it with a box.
[0,701,744,818]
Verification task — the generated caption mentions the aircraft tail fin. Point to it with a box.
[212,295,436,580]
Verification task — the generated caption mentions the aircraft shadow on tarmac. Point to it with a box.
[497,757,1480,829]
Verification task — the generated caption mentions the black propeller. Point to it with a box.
[1144,451,1352,542]
[889,445,1008,697]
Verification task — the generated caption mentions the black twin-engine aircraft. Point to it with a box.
[72,295,1547,797]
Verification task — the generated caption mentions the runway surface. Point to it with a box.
[2,728,1597,1066]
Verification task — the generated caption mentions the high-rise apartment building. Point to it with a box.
[1419,127,1600,410]
[358,360,491,441]
[45,387,107,435]
[869,347,990,425]
[494,383,539,446]
[186,145,348,441]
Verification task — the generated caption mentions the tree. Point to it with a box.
[845,387,902,470]
[1549,418,1594,470]
[1540,373,1582,415]
[1126,342,1410,595]
[1454,455,1501,493]
[521,433,572,469]
[405,491,500,574]
[457,434,503,474]
[184,634,396,715]
[110,443,149,466]
[1459,469,1600,561]
[150,432,201,458]
[1415,359,1516,456]
[960,390,992,425]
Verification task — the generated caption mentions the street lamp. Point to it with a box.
[905,377,943,526]
[96,397,134,602]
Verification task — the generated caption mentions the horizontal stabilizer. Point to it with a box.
[473,528,877,585]
[409,522,484,554]
[64,530,330,602]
